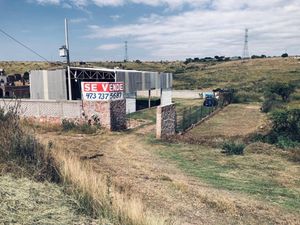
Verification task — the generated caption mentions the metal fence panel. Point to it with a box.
[176,102,224,133]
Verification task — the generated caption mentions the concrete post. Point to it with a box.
[148,89,151,108]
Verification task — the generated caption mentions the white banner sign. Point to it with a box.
[81,82,124,101]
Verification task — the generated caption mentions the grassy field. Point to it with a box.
[157,140,300,214]
[128,98,202,124]
[172,58,300,90]
[184,104,266,143]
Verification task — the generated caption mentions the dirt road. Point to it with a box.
[37,122,299,225]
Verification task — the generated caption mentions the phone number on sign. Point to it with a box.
[84,92,123,101]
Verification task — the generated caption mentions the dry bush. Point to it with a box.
[0,101,59,182]
[54,150,167,225]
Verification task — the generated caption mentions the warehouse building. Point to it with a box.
[30,67,173,113]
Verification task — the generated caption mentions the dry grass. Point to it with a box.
[52,148,167,225]
[0,175,107,225]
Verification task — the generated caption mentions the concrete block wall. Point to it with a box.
[0,99,82,124]
[0,99,127,131]
[156,103,176,139]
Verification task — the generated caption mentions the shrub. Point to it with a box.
[221,141,245,155]
[270,109,300,141]
[61,119,77,131]
[276,136,300,149]
[267,82,296,102]
[254,109,300,150]
[232,91,261,103]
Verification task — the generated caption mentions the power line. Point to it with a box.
[0,28,49,62]
[124,41,128,62]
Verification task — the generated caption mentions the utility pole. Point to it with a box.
[243,28,250,60]
[124,41,128,62]
[59,19,72,100]
[65,18,72,100]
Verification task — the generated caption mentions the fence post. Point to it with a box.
[182,108,186,132]
[189,107,192,129]
[200,106,203,119]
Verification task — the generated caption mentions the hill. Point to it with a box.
[1,58,299,108]
[1,57,300,90]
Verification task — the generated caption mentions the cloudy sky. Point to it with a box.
[0,0,299,61]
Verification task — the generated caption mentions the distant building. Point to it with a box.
[0,68,4,76]
[0,75,7,85]
[0,85,30,98]
[230,56,241,61]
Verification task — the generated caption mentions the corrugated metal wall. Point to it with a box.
[30,69,67,100]
[30,69,172,102]
[116,71,172,93]
[30,70,44,99]
[47,70,68,100]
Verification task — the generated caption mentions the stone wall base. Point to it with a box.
[82,100,127,131]
[156,103,176,139]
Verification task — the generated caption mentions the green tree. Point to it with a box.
[268,82,296,102]
[23,72,30,81]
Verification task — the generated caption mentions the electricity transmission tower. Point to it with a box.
[243,28,250,59]
[124,41,128,62]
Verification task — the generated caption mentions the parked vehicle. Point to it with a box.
[203,96,218,107]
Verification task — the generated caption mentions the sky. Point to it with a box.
[0,0,299,61]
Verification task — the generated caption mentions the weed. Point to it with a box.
[61,119,98,134]
[62,119,77,131]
